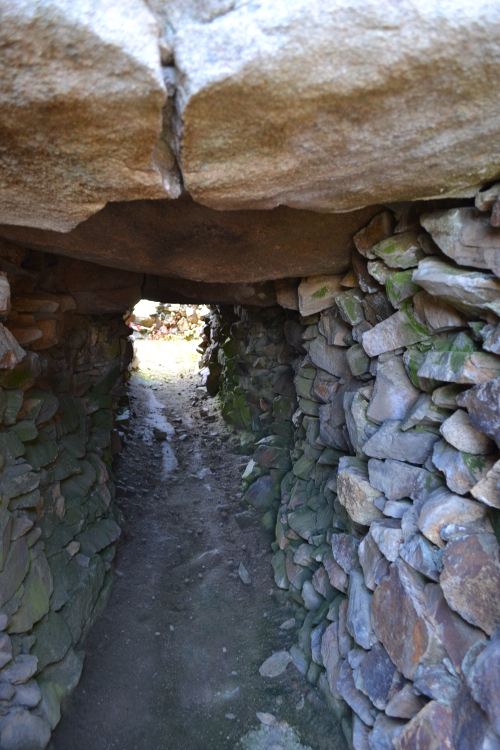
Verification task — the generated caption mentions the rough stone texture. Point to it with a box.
[371,559,446,679]
[0,709,51,750]
[394,701,454,750]
[192,195,500,750]
[440,409,494,455]
[0,199,379,285]
[440,533,500,636]
[418,488,487,547]
[424,583,486,675]
[0,0,173,232]
[385,682,425,720]
[366,356,420,425]
[358,532,384,591]
[432,440,495,496]
[336,659,375,727]
[337,458,384,526]
[321,623,342,701]
[418,350,500,386]
[466,630,500,737]
[360,643,404,711]
[362,304,429,358]
[470,460,500,509]
[421,207,500,276]
[170,1,500,212]
[458,378,500,449]
[346,570,379,650]
[368,458,443,503]
[298,276,343,316]
[399,533,443,582]
[451,682,495,750]
[412,290,467,334]
[370,519,403,562]
[309,337,351,380]
[363,420,440,465]
[412,258,500,317]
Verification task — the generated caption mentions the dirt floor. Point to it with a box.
[48,338,347,750]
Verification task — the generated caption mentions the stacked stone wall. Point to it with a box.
[210,197,500,750]
[0,244,131,747]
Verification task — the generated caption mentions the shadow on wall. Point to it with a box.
[0,245,133,748]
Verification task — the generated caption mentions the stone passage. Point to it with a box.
[202,201,500,750]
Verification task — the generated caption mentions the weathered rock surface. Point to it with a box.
[366,356,420,425]
[417,349,500,386]
[458,378,500,449]
[363,420,440,465]
[358,533,384,591]
[466,630,500,737]
[298,276,343,316]
[362,304,429,357]
[259,651,293,678]
[470,460,500,509]
[421,208,500,276]
[337,457,384,526]
[370,519,403,562]
[412,258,500,317]
[394,701,454,750]
[439,409,494,455]
[360,643,404,711]
[385,682,425,719]
[346,570,379,650]
[440,533,500,635]
[321,623,342,700]
[0,199,378,285]
[170,1,500,212]
[371,559,446,679]
[309,337,350,380]
[399,533,443,582]
[432,439,495,496]
[336,659,375,727]
[0,0,173,232]
[424,583,486,674]
[418,488,487,547]
[368,458,443,503]
[412,290,467,334]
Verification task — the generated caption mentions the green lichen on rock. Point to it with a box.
[311,285,329,299]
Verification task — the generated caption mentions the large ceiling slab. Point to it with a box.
[0,197,381,283]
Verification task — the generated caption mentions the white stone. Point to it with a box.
[421,208,500,276]
[169,1,500,212]
[298,275,343,316]
[471,460,500,509]
[366,356,420,425]
[0,0,175,231]
[440,409,494,455]
[418,488,487,548]
[259,651,293,678]
[337,457,384,526]
[412,259,500,317]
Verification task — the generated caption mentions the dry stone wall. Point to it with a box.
[0,244,131,749]
[210,196,500,750]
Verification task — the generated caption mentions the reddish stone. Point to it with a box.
[440,533,500,636]
[371,559,446,679]
[395,702,455,750]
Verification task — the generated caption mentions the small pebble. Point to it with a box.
[169,625,175,632]
[256,712,276,726]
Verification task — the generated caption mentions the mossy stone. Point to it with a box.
[7,546,53,633]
